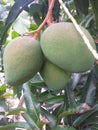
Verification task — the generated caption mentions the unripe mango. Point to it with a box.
[41,22,96,73]
[3,36,43,86]
[40,60,71,91]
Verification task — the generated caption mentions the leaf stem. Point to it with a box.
[58,0,98,60]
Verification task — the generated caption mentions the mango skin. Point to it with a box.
[40,60,71,91]
[41,22,96,73]
[3,36,43,86]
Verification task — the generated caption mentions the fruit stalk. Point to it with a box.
[33,0,55,39]
[58,0,98,61]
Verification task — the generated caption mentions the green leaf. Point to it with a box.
[74,0,89,16]
[29,3,42,25]
[41,107,57,128]
[29,81,46,87]
[92,124,98,130]
[1,0,33,45]
[0,101,9,111]
[23,83,40,122]
[52,125,76,130]
[83,111,98,125]
[0,84,6,92]
[90,0,98,28]
[12,10,30,34]
[53,104,64,117]
[72,104,98,127]
[22,112,40,130]
[11,31,19,39]
[44,95,64,105]
[0,122,31,130]
[7,107,26,116]
[13,85,22,99]
[80,72,92,103]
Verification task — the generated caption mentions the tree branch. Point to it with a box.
[58,0,98,60]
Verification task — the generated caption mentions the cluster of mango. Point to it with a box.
[3,22,96,91]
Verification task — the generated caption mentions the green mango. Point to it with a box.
[40,60,71,91]
[41,22,96,73]
[3,36,43,86]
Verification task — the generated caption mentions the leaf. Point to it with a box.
[29,3,42,25]
[0,101,9,111]
[92,124,98,130]
[85,75,96,106]
[22,112,40,130]
[65,84,77,109]
[70,73,81,90]
[84,111,98,125]
[80,72,92,103]
[41,0,48,20]
[12,10,30,34]
[44,95,64,105]
[30,81,46,87]
[7,107,25,116]
[11,31,19,39]
[0,84,6,92]
[74,0,89,17]
[13,85,22,99]
[41,107,57,128]
[0,122,31,130]
[80,69,97,106]
[23,83,40,122]
[0,118,9,126]
[53,104,64,117]
[52,125,76,130]
[90,0,98,28]
[72,104,98,127]
[52,0,60,21]
[1,0,33,44]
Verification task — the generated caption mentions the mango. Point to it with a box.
[3,36,43,86]
[40,60,71,91]
[40,22,96,73]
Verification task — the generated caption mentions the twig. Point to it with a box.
[58,0,98,60]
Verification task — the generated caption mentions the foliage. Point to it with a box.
[0,0,98,130]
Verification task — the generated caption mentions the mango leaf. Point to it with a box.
[74,0,89,17]
[80,69,97,106]
[29,3,42,26]
[45,95,64,105]
[0,84,6,92]
[70,73,81,90]
[7,107,25,116]
[22,112,41,130]
[52,125,76,130]
[80,72,92,103]
[11,31,19,39]
[13,84,22,99]
[0,101,9,111]
[72,104,98,127]
[52,0,60,21]
[90,0,98,28]
[0,122,31,130]
[23,83,40,122]
[12,10,30,34]
[41,0,48,20]
[29,81,46,87]
[41,107,57,128]
[92,124,98,130]
[84,112,98,125]
[0,118,9,126]
[53,104,64,117]
[85,75,96,106]
[1,0,33,45]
